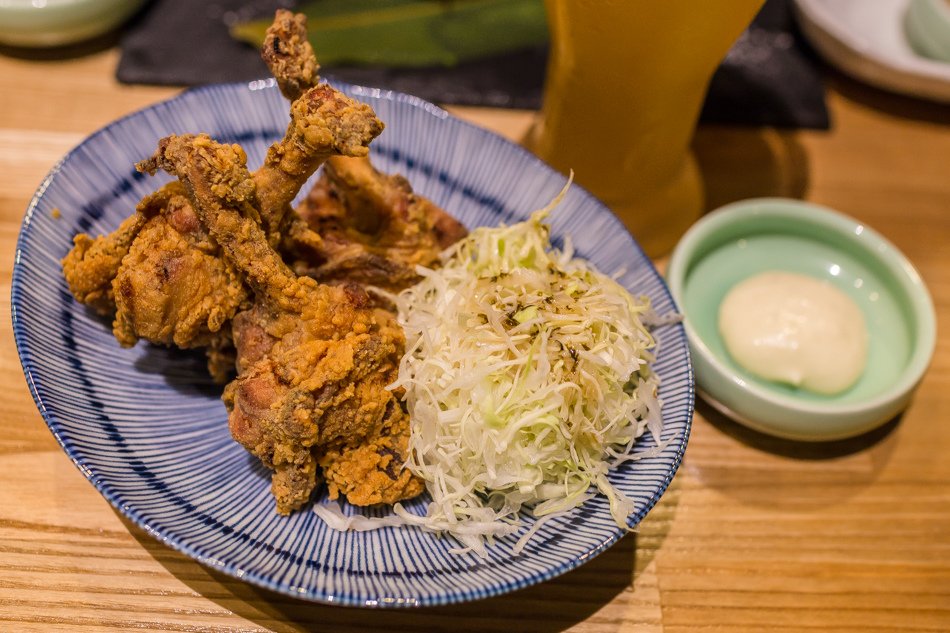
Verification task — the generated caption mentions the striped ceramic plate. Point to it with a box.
[12,80,693,607]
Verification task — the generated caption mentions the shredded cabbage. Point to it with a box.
[383,186,664,556]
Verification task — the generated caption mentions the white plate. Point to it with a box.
[794,0,950,103]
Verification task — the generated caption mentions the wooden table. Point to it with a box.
[1,43,949,632]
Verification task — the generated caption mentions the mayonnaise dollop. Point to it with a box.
[718,271,868,395]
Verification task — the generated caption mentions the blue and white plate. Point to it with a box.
[12,80,693,607]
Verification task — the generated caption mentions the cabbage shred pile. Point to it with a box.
[385,192,663,556]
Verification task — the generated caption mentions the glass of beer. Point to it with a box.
[526,0,764,257]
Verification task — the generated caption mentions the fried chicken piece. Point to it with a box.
[141,134,423,514]
[62,7,308,319]
[62,22,383,380]
[253,85,384,243]
[318,400,422,506]
[286,155,468,291]
[62,212,148,315]
[263,9,320,102]
[112,183,248,381]
[255,9,384,244]
[62,182,246,381]
[62,9,443,513]
[260,10,467,293]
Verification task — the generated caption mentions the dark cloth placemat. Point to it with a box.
[117,0,828,129]
[701,0,829,128]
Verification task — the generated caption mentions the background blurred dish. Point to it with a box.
[666,198,936,442]
[904,0,950,62]
[11,80,693,606]
[794,0,950,103]
[0,0,146,47]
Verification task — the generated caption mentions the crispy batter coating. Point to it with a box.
[113,183,248,381]
[61,10,466,514]
[62,182,246,381]
[253,84,385,242]
[143,133,422,514]
[319,402,424,506]
[62,58,383,382]
[262,9,320,102]
[287,155,468,291]
[62,212,147,315]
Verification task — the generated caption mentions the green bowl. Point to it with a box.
[666,198,936,441]
[905,0,950,63]
[0,0,145,47]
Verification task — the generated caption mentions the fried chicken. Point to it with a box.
[62,212,148,315]
[61,12,383,380]
[140,133,424,514]
[262,9,320,102]
[261,12,468,293]
[61,9,468,515]
[63,182,245,380]
[286,155,468,292]
[254,84,383,243]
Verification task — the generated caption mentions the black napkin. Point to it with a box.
[117,0,828,129]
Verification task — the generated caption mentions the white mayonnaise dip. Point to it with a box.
[718,271,868,394]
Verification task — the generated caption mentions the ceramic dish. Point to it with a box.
[11,80,693,606]
[905,0,950,62]
[0,0,146,47]
[794,0,950,103]
[666,198,935,442]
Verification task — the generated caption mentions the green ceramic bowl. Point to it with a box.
[0,0,145,47]
[666,198,936,441]
[905,0,950,63]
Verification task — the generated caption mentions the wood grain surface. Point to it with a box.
[1,43,949,632]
